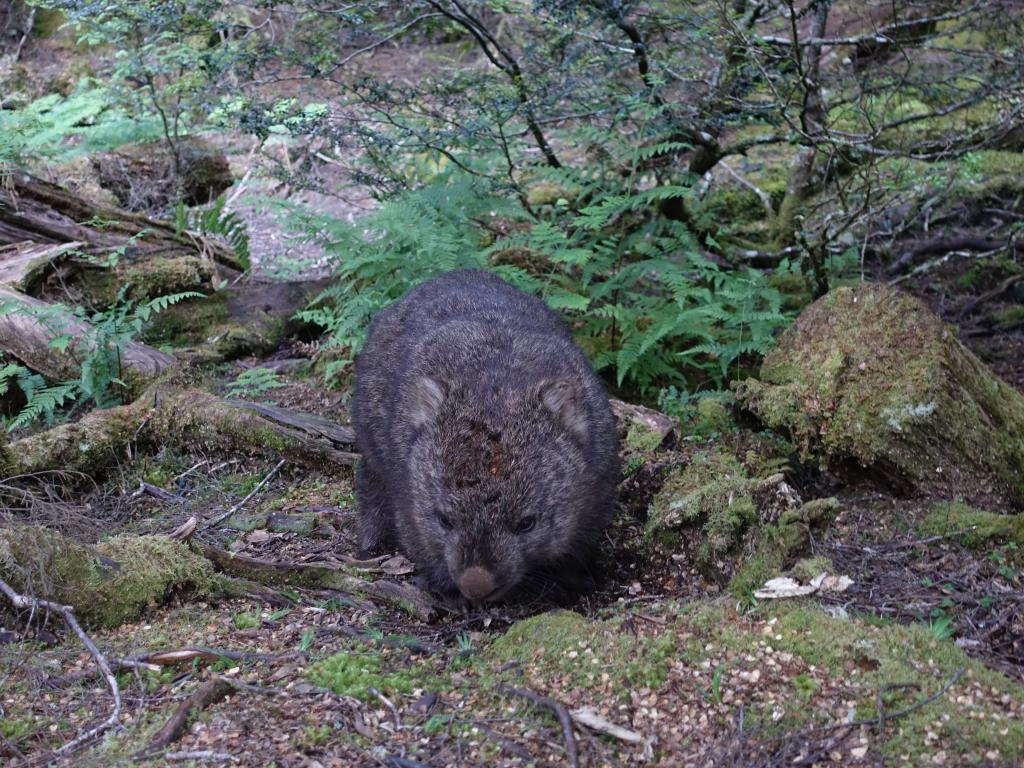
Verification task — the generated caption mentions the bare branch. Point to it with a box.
[0,579,122,756]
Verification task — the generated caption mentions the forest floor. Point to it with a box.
[2,23,1024,768]
[1,332,1022,767]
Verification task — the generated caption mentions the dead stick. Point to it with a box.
[499,685,579,768]
[0,579,121,756]
[132,646,300,666]
[136,677,234,757]
[197,544,444,622]
[204,459,285,528]
[369,686,402,730]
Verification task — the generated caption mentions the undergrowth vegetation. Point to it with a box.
[294,143,792,397]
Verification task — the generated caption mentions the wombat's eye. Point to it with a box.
[515,515,537,534]
[437,511,454,531]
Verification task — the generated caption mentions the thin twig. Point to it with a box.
[204,459,286,528]
[0,579,122,756]
[499,685,578,768]
[369,686,402,730]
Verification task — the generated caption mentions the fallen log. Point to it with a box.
[0,283,173,393]
[0,172,243,306]
[0,386,358,477]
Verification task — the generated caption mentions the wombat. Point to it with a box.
[352,269,619,603]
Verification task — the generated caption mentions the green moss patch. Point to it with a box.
[734,283,1024,506]
[144,293,230,347]
[918,502,1024,549]
[758,605,1024,764]
[484,609,677,694]
[472,602,1024,764]
[308,648,416,702]
[647,449,756,562]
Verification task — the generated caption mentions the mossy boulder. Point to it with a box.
[734,283,1024,507]
[0,525,220,628]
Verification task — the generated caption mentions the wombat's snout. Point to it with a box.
[458,566,497,601]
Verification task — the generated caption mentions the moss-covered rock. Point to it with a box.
[0,525,219,628]
[742,604,1024,764]
[734,283,1024,506]
[646,450,757,561]
[952,150,1024,203]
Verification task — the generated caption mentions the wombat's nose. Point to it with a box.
[458,566,497,601]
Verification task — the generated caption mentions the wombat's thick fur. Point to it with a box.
[352,270,619,602]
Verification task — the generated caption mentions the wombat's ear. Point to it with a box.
[539,379,588,443]
[410,377,446,428]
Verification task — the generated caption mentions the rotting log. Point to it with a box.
[0,172,244,303]
[0,385,358,477]
[0,241,81,291]
[0,172,242,269]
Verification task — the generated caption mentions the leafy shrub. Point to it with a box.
[0,81,166,163]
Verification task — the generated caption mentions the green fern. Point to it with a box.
[175,194,251,271]
[2,289,202,430]
[227,368,286,399]
[8,382,80,431]
[0,80,165,163]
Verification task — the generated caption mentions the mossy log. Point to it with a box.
[0,525,220,628]
[0,385,357,477]
[735,283,1024,507]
